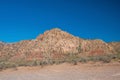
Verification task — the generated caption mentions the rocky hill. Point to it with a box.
[108,42,120,53]
[0,28,119,68]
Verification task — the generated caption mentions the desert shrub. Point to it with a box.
[65,53,79,64]
[99,54,120,63]
[71,59,78,65]
[88,54,120,63]
[16,60,28,66]
[77,44,82,53]
[39,60,48,67]
[0,62,5,70]
[52,59,61,64]
[116,53,120,59]
[0,62,17,70]
[5,62,17,68]
[78,57,88,63]
[100,56,111,63]
[89,56,103,62]
[35,60,43,66]
[24,60,37,66]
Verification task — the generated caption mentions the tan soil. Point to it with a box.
[0,62,120,80]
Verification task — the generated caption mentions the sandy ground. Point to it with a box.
[0,62,120,80]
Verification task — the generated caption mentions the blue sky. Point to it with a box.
[0,0,120,43]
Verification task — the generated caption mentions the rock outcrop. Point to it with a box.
[108,42,120,53]
[0,28,119,63]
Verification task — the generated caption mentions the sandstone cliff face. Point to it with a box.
[0,28,118,62]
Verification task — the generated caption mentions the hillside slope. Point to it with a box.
[0,28,119,69]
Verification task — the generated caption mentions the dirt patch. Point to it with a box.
[0,62,120,80]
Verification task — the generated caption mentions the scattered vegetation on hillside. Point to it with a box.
[0,52,120,71]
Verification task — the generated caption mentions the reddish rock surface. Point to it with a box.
[0,28,119,62]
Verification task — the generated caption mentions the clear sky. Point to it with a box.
[0,0,120,43]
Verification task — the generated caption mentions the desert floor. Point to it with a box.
[0,62,120,80]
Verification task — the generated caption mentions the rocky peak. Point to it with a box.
[36,28,78,41]
[36,28,81,54]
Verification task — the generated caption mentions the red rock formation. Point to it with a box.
[0,28,118,63]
